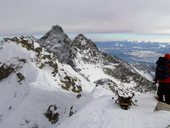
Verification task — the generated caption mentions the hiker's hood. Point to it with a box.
[164,54,170,59]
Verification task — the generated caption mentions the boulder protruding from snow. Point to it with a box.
[0,64,14,80]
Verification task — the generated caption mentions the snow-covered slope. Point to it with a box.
[0,36,94,128]
[57,89,170,128]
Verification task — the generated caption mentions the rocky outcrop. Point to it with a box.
[0,64,14,80]
[38,25,72,63]
[71,34,101,63]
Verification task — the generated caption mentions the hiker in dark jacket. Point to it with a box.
[154,54,170,104]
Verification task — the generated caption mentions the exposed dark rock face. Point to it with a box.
[0,64,14,81]
[38,25,72,63]
[61,76,82,93]
[44,105,60,124]
[16,72,25,83]
[71,34,100,63]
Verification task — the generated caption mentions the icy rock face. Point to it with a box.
[72,34,100,62]
[38,25,72,63]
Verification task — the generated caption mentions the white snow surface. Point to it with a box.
[57,91,170,128]
[0,38,170,128]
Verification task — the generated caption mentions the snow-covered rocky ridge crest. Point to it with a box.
[38,25,156,93]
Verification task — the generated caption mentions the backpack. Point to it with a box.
[155,57,170,80]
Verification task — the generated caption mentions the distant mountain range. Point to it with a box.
[96,41,170,65]
[2,34,169,66]
[95,41,170,81]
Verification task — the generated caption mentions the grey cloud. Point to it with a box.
[0,0,170,35]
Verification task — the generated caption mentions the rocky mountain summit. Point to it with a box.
[38,25,156,93]
[71,34,101,63]
[38,25,72,63]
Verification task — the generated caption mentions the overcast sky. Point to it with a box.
[1,0,170,41]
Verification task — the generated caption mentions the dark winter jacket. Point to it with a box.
[159,54,170,83]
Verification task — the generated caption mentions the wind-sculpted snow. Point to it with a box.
[56,91,170,128]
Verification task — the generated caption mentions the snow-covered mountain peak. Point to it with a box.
[42,25,64,38]
[39,25,71,44]
[73,34,98,50]
[73,34,89,43]
[51,25,64,33]
[38,25,72,62]
[71,34,101,65]
[37,25,155,93]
